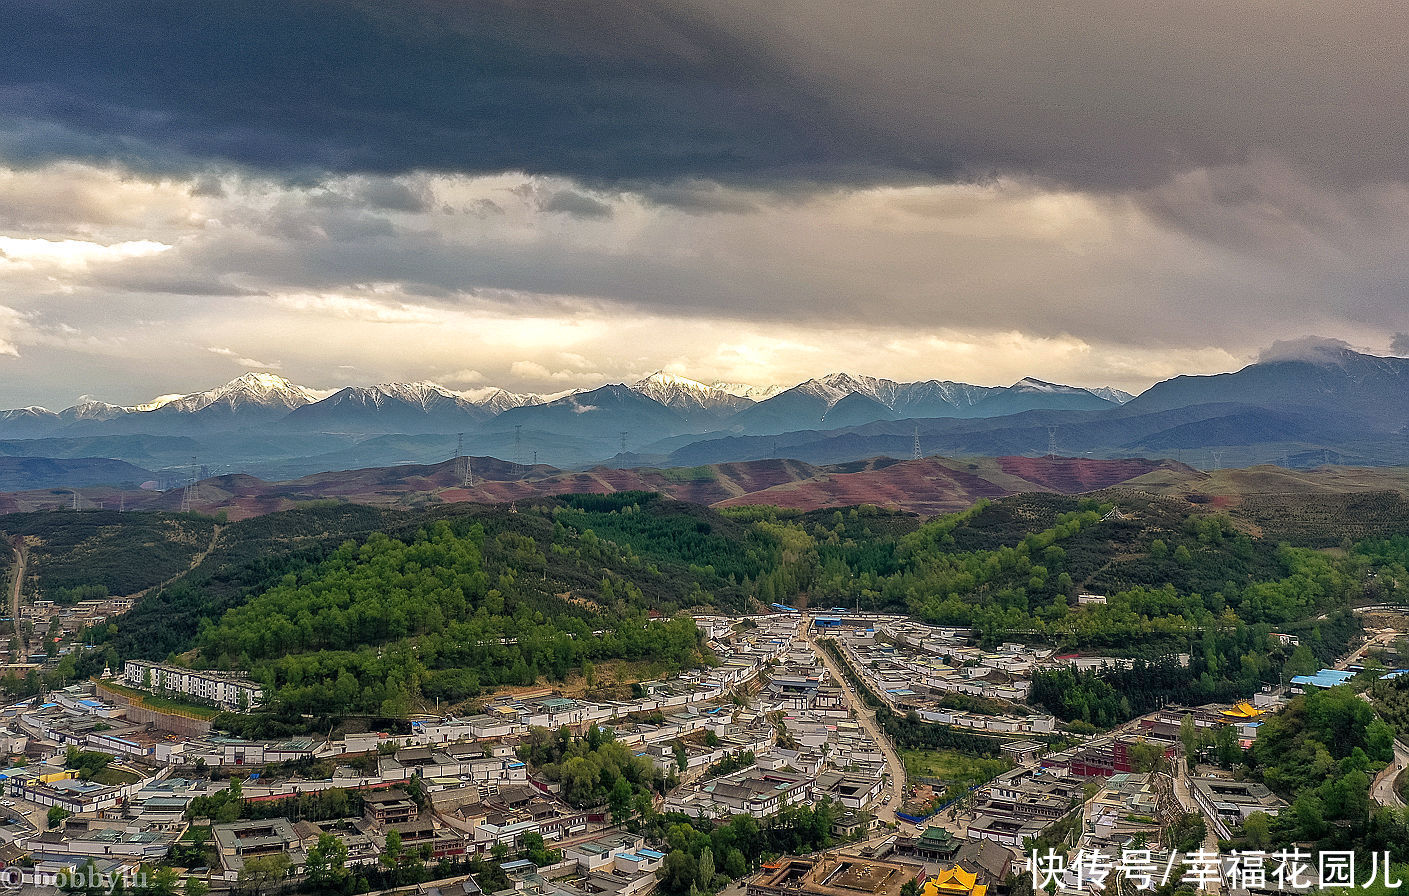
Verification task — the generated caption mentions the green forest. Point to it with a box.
[2,486,1403,732]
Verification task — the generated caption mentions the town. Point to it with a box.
[0,605,1391,896]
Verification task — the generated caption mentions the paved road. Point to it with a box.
[1170,757,1224,895]
[6,538,25,661]
[1339,632,1409,810]
[1371,740,1409,809]
[1339,631,1394,668]
[804,619,906,826]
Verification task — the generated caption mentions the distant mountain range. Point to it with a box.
[2,345,1408,486]
[0,368,1132,444]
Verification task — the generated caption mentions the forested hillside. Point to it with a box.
[0,510,216,602]
[2,486,1403,731]
[195,520,707,716]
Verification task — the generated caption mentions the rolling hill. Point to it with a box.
[0,454,1194,520]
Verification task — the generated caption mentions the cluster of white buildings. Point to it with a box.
[830,623,1059,736]
[0,613,818,890]
[664,618,890,825]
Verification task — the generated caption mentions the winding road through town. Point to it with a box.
[803,616,907,826]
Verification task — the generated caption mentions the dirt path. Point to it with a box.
[122,524,222,601]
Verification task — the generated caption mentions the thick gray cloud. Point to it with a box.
[5,1,1407,192]
[2,1,884,181]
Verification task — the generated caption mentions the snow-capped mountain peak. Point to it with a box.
[349,381,461,412]
[156,372,325,414]
[1006,377,1128,403]
[797,373,899,408]
[468,388,547,415]
[631,371,752,411]
[1087,386,1136,404]
[60,399,133,422]
[711,381,782,401]
[1010,377,1071,393]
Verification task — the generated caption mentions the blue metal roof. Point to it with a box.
[1290,669,1355,688]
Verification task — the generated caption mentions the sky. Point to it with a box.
[2,0,1409,408]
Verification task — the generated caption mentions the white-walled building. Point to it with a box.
[122,660,263,712]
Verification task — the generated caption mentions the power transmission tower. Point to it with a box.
[1047,426,1058,459]
[912,426,922,461]
[620,431,629,454]
[1210,450,1223,470]
[180,456,198,512]
[456,433,474,487]
[513,425,524,477]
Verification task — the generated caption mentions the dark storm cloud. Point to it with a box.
[7,1,1406,191]
[1,0,904,182]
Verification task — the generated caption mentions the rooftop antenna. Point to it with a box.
[912,426,922,461]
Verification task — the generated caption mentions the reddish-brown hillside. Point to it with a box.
[715,457,1012,515]
[997,456,1185,492]
[0,454,1207,520]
